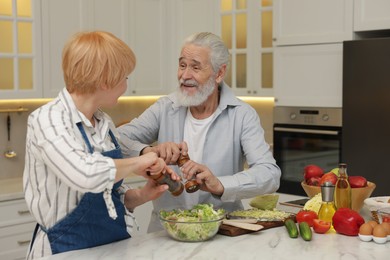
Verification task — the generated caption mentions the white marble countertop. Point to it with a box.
[3,177,386,259]
[39,193,388,260]
[40,220,389,260]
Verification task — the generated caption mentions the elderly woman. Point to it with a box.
[23,31,179,259]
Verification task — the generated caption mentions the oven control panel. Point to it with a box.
[274,107,342,127]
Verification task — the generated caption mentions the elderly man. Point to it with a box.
[118,32,281,232]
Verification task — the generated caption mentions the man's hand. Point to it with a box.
[180,160,224,196]
[142,141,188,165]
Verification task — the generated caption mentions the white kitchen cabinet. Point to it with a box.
[0,199,35,260]
[41,0,87,98]
[41,0,134,98]
[123,177,152,236]
[132,200,153,237]
[273,0,353,46]
[354,0,390,31]
[0,0,43,99]
[127,0,218,95]
[274,44,343,107]
[40,0,218,98]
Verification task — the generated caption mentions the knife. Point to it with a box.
[223,218,258,224]
[222,219,264,231]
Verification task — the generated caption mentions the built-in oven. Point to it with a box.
[273,107,342,196]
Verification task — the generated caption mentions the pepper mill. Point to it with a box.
[177,152,200,193]
[147,171,184,196]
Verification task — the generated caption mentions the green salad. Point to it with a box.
[160,204,225,242]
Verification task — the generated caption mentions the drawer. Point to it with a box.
[0,199,34,227]
[0,221,36,260]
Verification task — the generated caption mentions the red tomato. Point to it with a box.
[382,216,390,223]
[313,219,331,234]
[306,176,321,186]
[296,210,318,227]
[303,165,324,180]
[319,172,338,186]
[348,176,367,188]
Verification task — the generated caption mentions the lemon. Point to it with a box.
[330,168,339,176]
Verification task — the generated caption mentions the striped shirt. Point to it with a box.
[23,88,133,259]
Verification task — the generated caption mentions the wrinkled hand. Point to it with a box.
[180,160,224,196]
[144,141,188,165]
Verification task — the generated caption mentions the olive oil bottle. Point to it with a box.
[334,163,352,209]
[318,182,336,231]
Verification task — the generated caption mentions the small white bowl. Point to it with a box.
[373,236,387,244]
[358,233,373,242]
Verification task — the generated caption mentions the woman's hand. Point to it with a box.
[136,152,165,178]
[124,166,182,211]
[124,179,168,211]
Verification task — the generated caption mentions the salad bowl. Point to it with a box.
[159,204,225,242]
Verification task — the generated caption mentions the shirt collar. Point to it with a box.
[58,88,106,129]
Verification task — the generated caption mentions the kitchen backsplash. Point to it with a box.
[0,97,274,180]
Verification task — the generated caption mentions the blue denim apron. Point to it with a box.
[30,122,130,255]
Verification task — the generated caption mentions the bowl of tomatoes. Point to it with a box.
[301,181,376,212]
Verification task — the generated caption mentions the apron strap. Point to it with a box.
[77,122,119,153]
[76,122,94,153]
[29,223,40,253]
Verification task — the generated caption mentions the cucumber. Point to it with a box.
[284,218,298,238]
[298,222,312,241]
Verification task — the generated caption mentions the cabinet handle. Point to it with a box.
[17,210,31,215]
[17,240,31,246]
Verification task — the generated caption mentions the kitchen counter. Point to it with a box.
[3,177,386,259]
[39,194,388,260]
[39,220,389,260]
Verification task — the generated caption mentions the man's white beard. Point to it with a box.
[177,75,216,107]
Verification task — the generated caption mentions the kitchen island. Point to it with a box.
[39,194,389,260]
[39,222,389,260]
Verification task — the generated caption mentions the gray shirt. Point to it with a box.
[118,83,281,232]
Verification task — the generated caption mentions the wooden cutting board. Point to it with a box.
[218,220,285,236]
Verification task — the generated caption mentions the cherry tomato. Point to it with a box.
[382,216,390,223]
[313,219,331,234]
[296,210,318,227]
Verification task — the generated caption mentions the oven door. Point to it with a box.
[273,124,342,196]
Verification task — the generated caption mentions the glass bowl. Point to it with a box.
[159,215,224,242]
